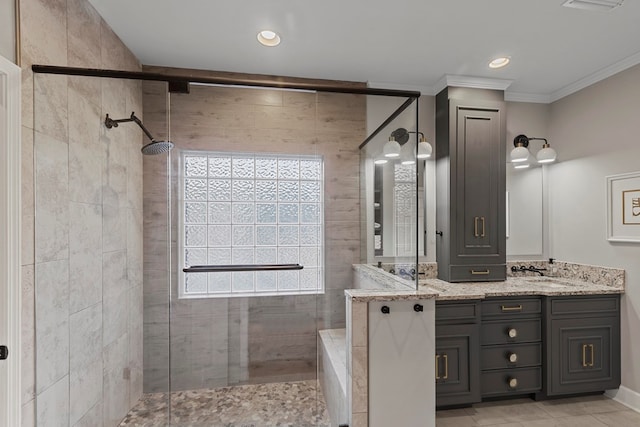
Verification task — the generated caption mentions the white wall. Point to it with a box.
[0,0,16,63]
[548,63,640,394]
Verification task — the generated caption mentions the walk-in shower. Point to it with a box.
[30,64,419,427]
[105,111,175,155]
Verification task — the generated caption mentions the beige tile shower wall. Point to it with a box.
[19,0,143,425]
[142,78,365,392]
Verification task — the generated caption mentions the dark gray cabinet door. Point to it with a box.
[435,323,481,407]
[454,106,503,261]
[548,316,621,395]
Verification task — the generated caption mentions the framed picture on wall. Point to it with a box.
[607,171,640,242]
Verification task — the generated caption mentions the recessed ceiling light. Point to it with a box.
[562,0,624,11]
[489,57,510,69]
[257,30,281,47]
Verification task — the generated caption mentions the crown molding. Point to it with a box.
[367,80,433,96]
[550,50,640,102]
[433,74,514,94]
[504,91,552,104]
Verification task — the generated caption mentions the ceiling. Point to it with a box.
[88,0,640,102]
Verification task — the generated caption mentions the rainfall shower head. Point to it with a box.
[105,112,174,155]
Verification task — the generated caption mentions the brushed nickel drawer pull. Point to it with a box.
[435,355,441,380]
[582,344,588,367]
[508,378,518,389]
[501,304,523,312]
[508,353,518,363]
[474,217,479,237]
[508,328,518,338]
[481,216,486,237]
[471,269,490,275]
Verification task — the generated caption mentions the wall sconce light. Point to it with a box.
[383,135,402,157]
[383,128,432,162]
[511,134,557,164]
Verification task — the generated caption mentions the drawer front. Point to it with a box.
[481,367,542,397]
[436,301,480,323]
[449,264,506,282]
[482,319,541,345]
[482,298,541,318]
[481,343,542,371]
[550,296,619,317]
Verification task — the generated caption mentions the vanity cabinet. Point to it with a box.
[435,87,506,282]
[480,298,542,398]
[544,295,621,396]
[435,300,481,407]
[434,294,620,405]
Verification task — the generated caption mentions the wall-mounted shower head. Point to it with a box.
[105,112,174,155]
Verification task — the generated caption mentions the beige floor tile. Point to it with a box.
[593,409,640,426]
[537,395,630,418]
[467,399,551,426]
[519,414,607,426]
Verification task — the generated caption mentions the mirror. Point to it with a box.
[360,95,433,265]
[506,165,544,256]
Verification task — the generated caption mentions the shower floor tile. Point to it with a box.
[119,380,330,427]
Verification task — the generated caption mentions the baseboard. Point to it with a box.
[605,386,640,413]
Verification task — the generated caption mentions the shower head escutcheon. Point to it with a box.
[104,112,174,155]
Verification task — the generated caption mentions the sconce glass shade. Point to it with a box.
[417,138,433,159]
[536,145,557,163]
[383,137,401,158]
[514,162,530,169]
[374,158,388,165]
[510,145,530,163]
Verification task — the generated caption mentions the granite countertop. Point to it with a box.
[419,276,624,301]
[344,288,439,303]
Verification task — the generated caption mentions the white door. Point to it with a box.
[0,53,21,427]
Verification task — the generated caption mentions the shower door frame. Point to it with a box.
[0,53,22,427]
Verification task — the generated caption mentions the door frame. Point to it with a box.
[0,53,21,427]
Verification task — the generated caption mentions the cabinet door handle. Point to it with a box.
[435,354,440,380]
[471,269,490,275]
[443,354,449,380]
[474,216,479,237]
[582,344,588,367]
[481,216,486,237]
[501,305,523,312]
[588,344,595,367]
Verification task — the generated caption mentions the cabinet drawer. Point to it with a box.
[481,343,542,371]
[483,298,541,318]
[550,296,619,317]
[448,264,506,282]
[436,301,480,323]
[481,367,542,397]
[482,319,541,345]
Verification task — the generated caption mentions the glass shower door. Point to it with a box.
[164,83,331,426]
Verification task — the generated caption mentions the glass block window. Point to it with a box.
[179,151,324,298]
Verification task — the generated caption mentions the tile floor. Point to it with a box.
[119,380,330,427]
[436,395,640,426]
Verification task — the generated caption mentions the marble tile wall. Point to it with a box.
[20,0,144,425]
[141,78,366,392]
